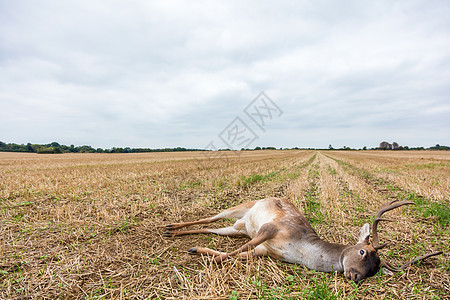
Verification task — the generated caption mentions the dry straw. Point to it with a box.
[0,150,448,298]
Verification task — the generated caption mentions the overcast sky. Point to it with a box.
[1,1,449,149]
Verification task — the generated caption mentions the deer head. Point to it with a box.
[342,223,380,282]
[341,200,442,283]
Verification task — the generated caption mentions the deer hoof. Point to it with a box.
[165,224,173,229]
[163,231,173,237]
[188,248,197,254]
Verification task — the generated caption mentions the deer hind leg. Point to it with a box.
[165,200,256,231]
[188,223,277,262]
[165,219,247,238]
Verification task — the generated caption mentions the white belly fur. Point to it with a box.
[243,200,277,238]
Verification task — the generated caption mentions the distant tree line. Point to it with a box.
[0,141,206,154]
[0,141,448,154]
[378,141,449,151]
[239,146,278,151]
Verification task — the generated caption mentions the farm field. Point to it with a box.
[0,150,449,299]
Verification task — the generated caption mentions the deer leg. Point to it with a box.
[165,201,256,230]
[235,244,270,260]
[166,216,220,231]
[189,244,269,260]
[165,219,247,238]
[188,223,277,262]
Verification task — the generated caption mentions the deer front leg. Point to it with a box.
[188,223,277,262]
[189,244,270,261]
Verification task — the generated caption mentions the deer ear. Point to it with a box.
[358,223,370,244]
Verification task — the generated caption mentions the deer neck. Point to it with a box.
[292,236,350,272]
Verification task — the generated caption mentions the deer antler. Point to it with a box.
[372,200,443,273]
[381,251,443,273]
[371,200,414,249]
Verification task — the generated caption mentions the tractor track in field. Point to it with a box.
[324,153,406,202]
[273,152,318,198]
[223,152,317,211]
[159,152,317,225]
[301,156,322,224]
[317,153,370,227]
[324,152,450,231]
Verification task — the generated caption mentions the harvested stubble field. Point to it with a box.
[0,150,449,299]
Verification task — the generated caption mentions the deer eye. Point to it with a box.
[359,249,365,255]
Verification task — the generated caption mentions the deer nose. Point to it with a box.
[345,270,352,281]
[345,269,361,283]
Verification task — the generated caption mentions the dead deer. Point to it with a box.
[165,198,442,283]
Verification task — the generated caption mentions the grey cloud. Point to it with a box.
[0,1,449,149]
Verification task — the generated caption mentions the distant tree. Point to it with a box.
[392,142,399,150]
[363,146,367,150]
[53,147,62,154]
[78,145,94,153]
[254,146,261,150]
[328,144,333,150]
[49,142,61,148]
[31,144,42,152]
[429,144,450,150]
[37,147,55,154]
[379,141,392,150]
